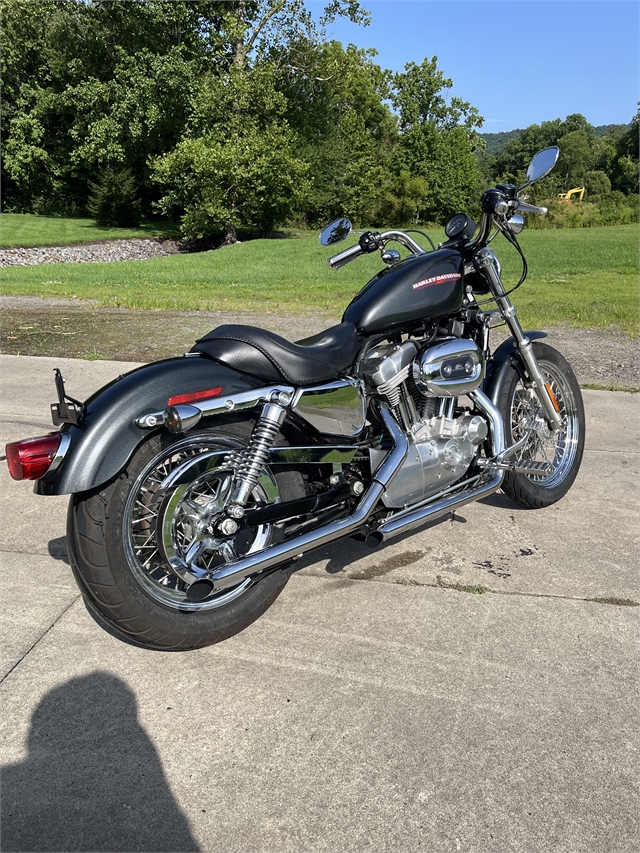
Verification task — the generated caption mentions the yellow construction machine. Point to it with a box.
[557,187,585,201]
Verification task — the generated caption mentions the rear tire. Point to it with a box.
[496,342,585,509]
[67,421,304,650]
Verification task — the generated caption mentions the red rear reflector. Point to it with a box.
[5,434,62,481]
[167,387,223,406]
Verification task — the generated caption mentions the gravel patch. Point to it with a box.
[0,238,182,267]
[1,296,637,389]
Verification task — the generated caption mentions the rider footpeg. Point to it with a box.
[478,457,553,476]
[513,461,553,476]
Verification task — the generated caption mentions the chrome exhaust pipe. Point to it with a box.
[375,389,505,541]
[186,389,506,591]
[375,470,503,541]
[207,404,408,590]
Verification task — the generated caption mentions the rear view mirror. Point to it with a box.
[320,218,352,246]
[519,146,560,191]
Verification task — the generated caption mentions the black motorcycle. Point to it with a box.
[6,146,585,650]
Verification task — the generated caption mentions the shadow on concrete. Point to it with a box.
[1,672,200,852]
[295,511,467,575]
[479,491,530,511]
[47,536,69,564]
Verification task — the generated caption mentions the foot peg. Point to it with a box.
[478,457,552,477]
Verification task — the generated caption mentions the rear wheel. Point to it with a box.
[497,342,585,508]
[67,421,304,650]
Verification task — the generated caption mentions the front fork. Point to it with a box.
[475,248,563,431]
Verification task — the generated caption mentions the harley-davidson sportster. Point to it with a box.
[6,146,585,650]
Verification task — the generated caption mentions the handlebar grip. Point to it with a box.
[515,200,548,215]
[328,242,364,270]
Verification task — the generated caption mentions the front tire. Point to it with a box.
[496,342,585,508]
[67,421,304,650]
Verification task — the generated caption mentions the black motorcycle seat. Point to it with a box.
[191,322,362,386]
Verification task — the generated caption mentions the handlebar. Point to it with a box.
[327,242,364,270]
[326,196,547,271]
[328,229,426,269]
[514,199,548,215]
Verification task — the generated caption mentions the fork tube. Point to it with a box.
[475,248,562,430]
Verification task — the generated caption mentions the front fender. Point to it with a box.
[35,355,263,496]
[483,331,547,406]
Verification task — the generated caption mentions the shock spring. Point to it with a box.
[227,402,286,508]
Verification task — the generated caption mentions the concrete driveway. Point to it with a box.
[1,354,638,853]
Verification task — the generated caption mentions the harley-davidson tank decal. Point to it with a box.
[412,272,462,291]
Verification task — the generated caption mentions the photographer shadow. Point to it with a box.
[1,672,199,852]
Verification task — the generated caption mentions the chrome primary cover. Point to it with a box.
[413,339,484,397]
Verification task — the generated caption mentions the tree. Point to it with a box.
[87,167,141,226]
[1,0,229,213]
[152,64,310,239]
[391,57,484,223]
[611,107,639,193]
[556,129,595,187]
[152,2,373,239]
[278,39,399,225]
[582,170,611,197]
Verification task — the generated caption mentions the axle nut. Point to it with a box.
[219,518,239,536]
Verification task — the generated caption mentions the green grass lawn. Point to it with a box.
[1,223,638,335]
[0,213,180,247]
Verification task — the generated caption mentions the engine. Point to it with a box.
[363,338,488,508]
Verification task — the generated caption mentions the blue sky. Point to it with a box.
[311,0,638,131]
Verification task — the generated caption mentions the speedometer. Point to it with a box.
[444,213,476,240]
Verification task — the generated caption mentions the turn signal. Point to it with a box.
[163,404,202,435]
[5,434,62,481]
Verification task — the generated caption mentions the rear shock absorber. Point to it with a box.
[226,398,288,511]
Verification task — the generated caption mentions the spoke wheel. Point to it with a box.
[123,435,276,612]
[497,342,585,508]
[67,421,305,650]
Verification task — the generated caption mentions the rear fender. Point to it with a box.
[35,355,263,496]
[483,331,547,406]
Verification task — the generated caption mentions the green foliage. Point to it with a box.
[525,196,638,230]
[5,0,633,234]
[152,124,310,240]
[152,62,311,239]
[478,129,524,156]
[481,109,639,226]
[583,170,611,197]
[391,57,484,222]
[87,168,141,227]
[279,40,397,226]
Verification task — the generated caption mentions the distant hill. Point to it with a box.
[479,129,523,156]
[480,123,630,156]
[593,123,630,138]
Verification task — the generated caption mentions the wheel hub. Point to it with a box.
[154,450,279,591]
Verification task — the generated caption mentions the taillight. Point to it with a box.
[5,434,62,481]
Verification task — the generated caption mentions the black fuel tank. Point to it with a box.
[342,248,464,335]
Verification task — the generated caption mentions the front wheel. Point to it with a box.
[67,421,305,650]
[496,342,585,508]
